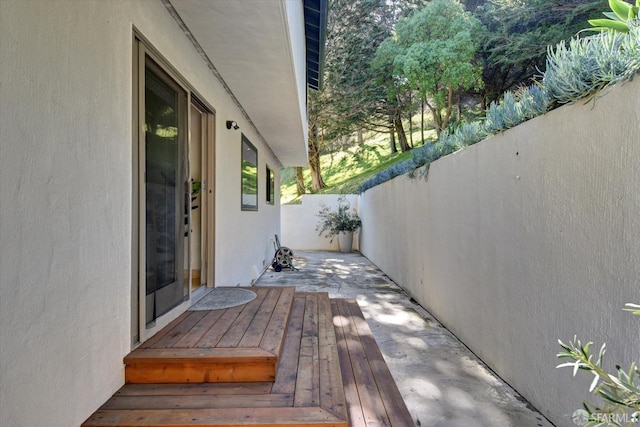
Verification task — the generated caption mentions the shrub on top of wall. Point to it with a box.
[358,157,418,193]
[359,20,640,194]
[544,24,640,103]
[516,84,552,120]
[359,83,552,192]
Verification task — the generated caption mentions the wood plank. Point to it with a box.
[115,383,273,397]
[238,288,282,348]
[259,287,296,355]
[139,311,191,349]
[271,296,305,394]
[101,394,293,410]
[294,294,320,408]
[343,299,415,427]
[332,299,389,427]
[174,309,226,348]
[125,361,276,384]
[83,407,348,427]
[216,288,268,348]
[125,348,276,364]
[331,300,366,427]
[153,311,208,348]
[194,303,246,348]
[317,295,347,420]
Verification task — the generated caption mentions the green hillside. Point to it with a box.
[281,126,436,204]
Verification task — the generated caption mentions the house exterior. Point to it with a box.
[0,1,325,425]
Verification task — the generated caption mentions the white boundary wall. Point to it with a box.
[281,194,359,251]
[359,79,640,427]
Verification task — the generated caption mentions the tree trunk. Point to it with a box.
[425,100,442,138]
[408,113,413,148]
[389,116,397,154]
[408,91,413,148]
[441,85,454,132]
[394,114,411,152]
[309,160,325,191]
[294,167,306,196]
[421,99,425,145]
[308,125,326,191]
[357,129,364,147]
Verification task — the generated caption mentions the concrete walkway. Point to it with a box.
[256,251,553,427]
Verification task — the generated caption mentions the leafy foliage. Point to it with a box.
[475,0,603,103]
[313,0,638,195]
[390,0,485,135]
[359,82,552,192]
[359,19,640,193]
[316,196,362,242]
[588,0,640,32]
[557,304,640,426]
[323,0,393,138]
[544,22,640,103]
[315,0,609,169]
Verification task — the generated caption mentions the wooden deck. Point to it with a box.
[83,287,414,427]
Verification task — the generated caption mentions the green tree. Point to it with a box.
[325,0,430,154]
[307,89,327,191]
[392,0,485,136]
[475,0,603,104]
[372,37,413,152]
[323,0,391,139]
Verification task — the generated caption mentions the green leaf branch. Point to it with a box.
[588,0,640,33]
[557,304,640,426]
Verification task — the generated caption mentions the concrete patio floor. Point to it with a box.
[256,251,554,427]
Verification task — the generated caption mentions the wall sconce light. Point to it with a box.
[226,120,239,130]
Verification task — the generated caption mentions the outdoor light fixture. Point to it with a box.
[226,120,239,130]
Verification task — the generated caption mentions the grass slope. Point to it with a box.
[281,127,434,204]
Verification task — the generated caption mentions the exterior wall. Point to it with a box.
[359,78,640,427]
[281,195,359,251]
[216,135,282,285]
[0,1,288,425]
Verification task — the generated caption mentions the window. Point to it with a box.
[241,135,258,210]
[266,165,275,205]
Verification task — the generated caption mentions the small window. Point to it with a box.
[241,135,258,211]
[266,166,275,205]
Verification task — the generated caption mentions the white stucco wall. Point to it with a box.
[215,134,282,285]
[359,79,640,426]
[281,194,359,251]
[0,2,133,426]
[0,0,286,425]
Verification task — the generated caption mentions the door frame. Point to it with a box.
[131,33,216,346]
[189,97,216,295]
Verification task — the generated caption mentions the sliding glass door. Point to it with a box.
[143,59,188,325]
[132,37,216,345]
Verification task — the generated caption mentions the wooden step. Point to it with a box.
[82,407,346,426]
[124,287,295,383]
[83,292,348,427]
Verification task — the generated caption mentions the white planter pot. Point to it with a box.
[337,231,353,253]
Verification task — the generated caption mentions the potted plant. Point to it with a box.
[316,196,361,252]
